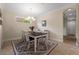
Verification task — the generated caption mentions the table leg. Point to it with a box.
[34,38,37,52]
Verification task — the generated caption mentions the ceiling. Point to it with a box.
[2,3,76,17]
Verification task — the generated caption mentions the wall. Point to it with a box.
[2,9,37,41]
[1,4,79,43]
[0,4,2,8]
[76,4,79,46]
[37,9,63,42]
[0,3,3,52]
[37,4,77,42]
[63,17,67,36]
[0,5,1,51]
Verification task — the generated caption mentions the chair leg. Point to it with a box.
[37,39,39,46]
[27,42,30,49]
[43,40,47,49]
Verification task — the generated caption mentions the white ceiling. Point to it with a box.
[2,3,76,17]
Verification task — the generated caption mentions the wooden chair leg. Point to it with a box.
[27,42,30,49]
[45,40,48,50]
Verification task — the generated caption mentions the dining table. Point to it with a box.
[28,31,48,52]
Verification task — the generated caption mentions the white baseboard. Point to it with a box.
[3,37,21,42]
[50,37,63,43]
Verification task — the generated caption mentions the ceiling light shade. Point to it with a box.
[31,17,36,21]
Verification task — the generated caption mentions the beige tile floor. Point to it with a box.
[1,41,14,55]
[1,40,79,55]
[50,43,79,55]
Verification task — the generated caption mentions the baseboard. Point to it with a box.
[50,38,63,43]
[3,37,21,42]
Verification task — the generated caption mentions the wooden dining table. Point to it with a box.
[28,31,48,52]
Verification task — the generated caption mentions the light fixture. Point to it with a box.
[31,17,36,21]
[68,9,72,11]
[16,4,37,22]
[25,16,36,21]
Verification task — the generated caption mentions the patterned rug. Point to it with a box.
[11,39,58,55]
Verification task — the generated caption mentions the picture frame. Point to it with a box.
[42,20,46,27]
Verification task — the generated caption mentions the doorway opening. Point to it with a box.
[63,8,76,46]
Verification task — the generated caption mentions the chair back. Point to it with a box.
[22,31,26,42]
[22,31,30,42]
[25,32,30,42]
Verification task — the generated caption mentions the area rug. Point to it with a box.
[11,39,58,55]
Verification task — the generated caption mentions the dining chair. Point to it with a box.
[25,32,34,50]
[44,30,50,40]
[37,36,47,46]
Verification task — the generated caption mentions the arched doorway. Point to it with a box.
[63,8,76,46]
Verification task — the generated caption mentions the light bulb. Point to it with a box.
[32,17,36,21]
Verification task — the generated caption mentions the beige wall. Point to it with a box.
[2,3,79,44]
[0,4,2,8]
[2,9,37,41]
[37,4,77,42]
[0,4,1,51]
[76,4,79,46]
[0,3,3,51]
[37,9,63,42]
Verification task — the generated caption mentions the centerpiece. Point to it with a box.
[29,26,35,32]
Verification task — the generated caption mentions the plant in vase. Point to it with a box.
[29,26,34,32]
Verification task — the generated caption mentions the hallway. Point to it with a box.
[63,35,76,46]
